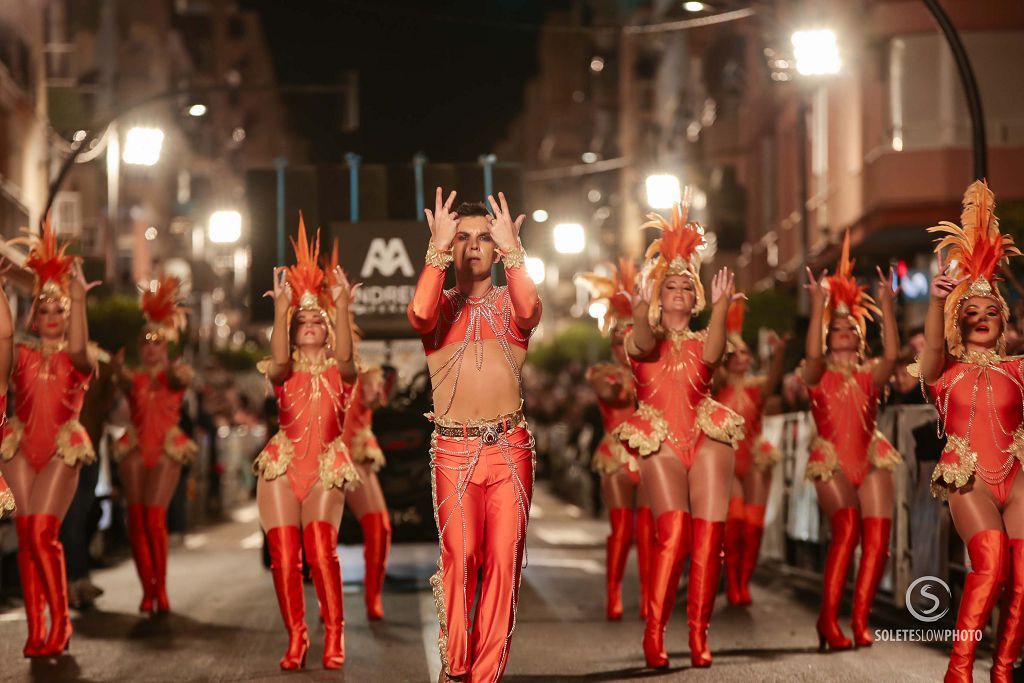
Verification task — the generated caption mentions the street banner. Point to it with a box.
[328,220,443,339]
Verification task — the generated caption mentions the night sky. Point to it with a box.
[243,0,567,163]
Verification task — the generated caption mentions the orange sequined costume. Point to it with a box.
[409,226,539,682]
[255,354,360,500]
[114,370,196,467]
[925,352,1024,505]
[802,360,899,486]
[615,329,743,465]
[715,379,781,478]
[0,342,94,470]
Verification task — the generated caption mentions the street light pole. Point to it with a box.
[921,0,987,180]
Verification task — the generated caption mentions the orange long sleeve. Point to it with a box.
[504,262,542,330]
[407,264,446,334]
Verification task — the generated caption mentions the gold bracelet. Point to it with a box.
[425,241,454,270]
[500,244,526,270]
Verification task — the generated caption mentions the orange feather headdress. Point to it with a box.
[286,213,331,316]
[140,275,187,342]
[726,298,747,351]
[14,214,74,306]
[574,258,638,335]
[640,188,706,324]
[822,230,879,352]
[928,180,1021,356]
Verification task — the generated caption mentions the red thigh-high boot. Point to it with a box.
[635,506,655,621]
[127,504,156,613]
[817,507,860,651]
[32,515,73,655]
[944,530,1008,682]
[739,504,766,606]
[688,518,725,667]
[724,498,746,606]
[267,526,309,670]
[606,507,634,620]
[851,516,892,647]
[16,516,47,657]
[304,521,345,669]
[642,511,690,668]
[145,506,170,613]
[993,538,1024,683]
[359,511,391,621]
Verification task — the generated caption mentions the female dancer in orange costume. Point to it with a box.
[576,260,655,621]
[802,231,900,651]
[328,242,392,622]
[341,362,391,620]
[254,218,361,671]
[714,301,787,606]
[408,189,540,683]
[915,181,1024,682]
[614,196,744,669]
[111,276,197,614]
[0,219,98,657]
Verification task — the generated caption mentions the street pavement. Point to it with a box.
[0,486,960,682]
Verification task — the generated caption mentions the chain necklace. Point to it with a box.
[936,354,1024,484]
[429,287,528,418]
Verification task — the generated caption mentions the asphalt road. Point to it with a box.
[0,486,964,682]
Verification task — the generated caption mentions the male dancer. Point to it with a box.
[408,188,541,682]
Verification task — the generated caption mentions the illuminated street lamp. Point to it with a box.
[209,210,242,244]
[553,223,585,254]
[188,103,208,117]
[791,29,841,76]
[645,174,681,209]
[531,209,549,223]
[122,127,164,166]
[525,256,546,285]
[588,301,608,320]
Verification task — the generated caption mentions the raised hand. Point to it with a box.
[486,192,525,253]
[931,251,965,301]
[875,265,899,306]
[804,267,829,306]
[170,359,194,386]
[69,258,101,299]
[710,267,742,307]
[329,265,360,305]
[630,271,654,311]
[767,331,791,354]
[264,266,293,314]
[424,187,459,251]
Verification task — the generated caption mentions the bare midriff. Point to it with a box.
[426,340,526,422]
